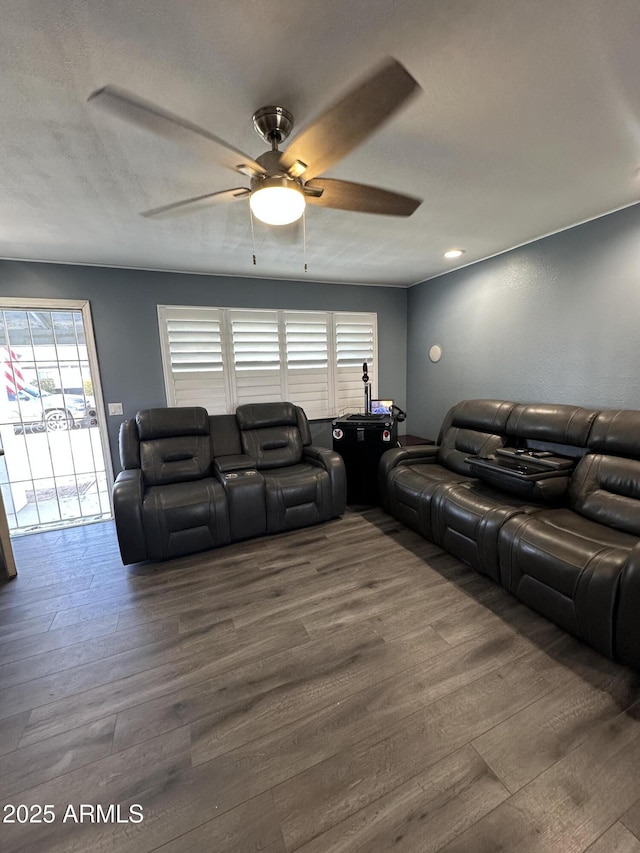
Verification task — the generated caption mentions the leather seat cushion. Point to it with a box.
[262,464,332,533]
[386,463,474,538]
[498,508,637,656]
[433,483,536,581]
[142,478,230,560]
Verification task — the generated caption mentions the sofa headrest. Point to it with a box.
[587,410,640,459]
[570,453,640,536]
[506,403,598,447]
[445,400,514,434]
[435,400,512,475]
[136,407,209,440]
[240,425,303,470]
[236,402,298,431]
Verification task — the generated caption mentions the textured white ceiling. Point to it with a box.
[1,0,639,287]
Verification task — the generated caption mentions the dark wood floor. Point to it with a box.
[2,510,640,853]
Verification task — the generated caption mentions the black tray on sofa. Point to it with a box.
[494,447,575,471]
[465,450,576,503]
[467,452,573,481]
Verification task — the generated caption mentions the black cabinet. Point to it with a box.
[332,415,398,505]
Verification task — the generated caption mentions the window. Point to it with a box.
[334,313,377,415]
[158,307,227,414]
[228,310,283,409]
[284,312,329,420]
[158,306,377,419]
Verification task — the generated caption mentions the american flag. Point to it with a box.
[3,347,26,399]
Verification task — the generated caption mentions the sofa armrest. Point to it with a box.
[304,446,346,517]
[615,541,640,668]
[378,445,440,512]
[119,418,140,469]
[379,444,439,481]
[113,469,147,565]
[214,454,257,474]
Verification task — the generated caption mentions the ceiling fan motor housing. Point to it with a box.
[250,174,304,194]
[252,105,294,146]
[252,150,301,187]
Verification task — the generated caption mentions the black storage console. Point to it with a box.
[332,414,398,505]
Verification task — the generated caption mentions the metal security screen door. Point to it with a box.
[0,299,112,533]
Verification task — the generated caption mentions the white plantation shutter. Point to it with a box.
[284,312,329,420]
[228,310,284,406]
[157,306,230,414]
[158,306,377,418]
[334,312,377,414]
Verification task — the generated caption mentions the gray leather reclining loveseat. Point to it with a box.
[380,399,640,670]
[113,402,346,565]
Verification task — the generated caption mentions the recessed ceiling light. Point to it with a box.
[444,249,465,259]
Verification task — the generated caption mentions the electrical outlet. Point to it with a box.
[108,403,124,416]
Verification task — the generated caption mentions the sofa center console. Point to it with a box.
[467,448,575,480]
[496,447,574,469]
[465,448,576,503]
[220,468,267,541]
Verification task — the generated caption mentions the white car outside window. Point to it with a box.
[8,387,89,433]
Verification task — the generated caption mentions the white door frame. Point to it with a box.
[0,296,115,513]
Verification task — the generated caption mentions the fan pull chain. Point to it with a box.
[303,210,308,273]
[250,208,257,265]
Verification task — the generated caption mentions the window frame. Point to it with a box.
[157,305,378,419]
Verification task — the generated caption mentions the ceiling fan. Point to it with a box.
[88,58,423,227]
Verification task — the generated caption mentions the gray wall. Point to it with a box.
[407,202,640,440]
[7,197,638,471]
[0,262,407,473]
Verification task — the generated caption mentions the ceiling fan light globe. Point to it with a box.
[250,183,306,225]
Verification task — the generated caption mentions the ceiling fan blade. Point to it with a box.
[305,178,421,216]
[140,187,249,218]
[280,58,420,180]
[88,86,266,178]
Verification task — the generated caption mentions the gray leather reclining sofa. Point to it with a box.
[114,402,346,565]
[380,399,640,669]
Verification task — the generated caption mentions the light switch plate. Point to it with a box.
[108,403,124,416]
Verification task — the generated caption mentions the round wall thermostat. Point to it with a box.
[429,344,442,363]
